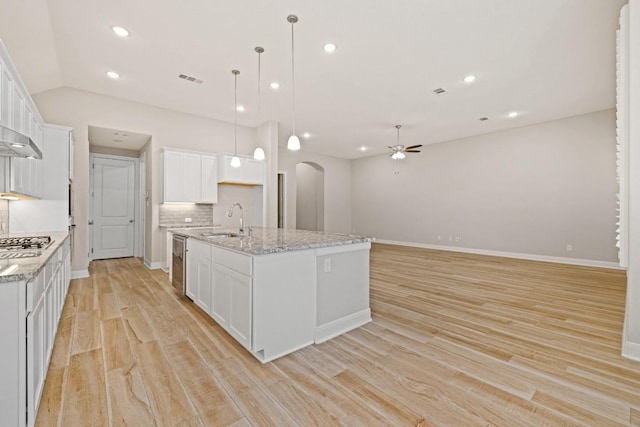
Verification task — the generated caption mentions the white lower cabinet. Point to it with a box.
[186,238,212,312]
[227,268,252,349]
[211,263,252,350]
[1,237,73,427]
[210,264,230,326]
[187,240,253,350]
[26,239,68,425]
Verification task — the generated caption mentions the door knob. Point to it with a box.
[129,219,135,223]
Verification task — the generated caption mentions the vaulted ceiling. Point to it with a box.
[0,0,627,158]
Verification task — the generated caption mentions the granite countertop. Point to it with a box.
[0,230,70,283]
[169,227,373,255]
[159,223,222,229]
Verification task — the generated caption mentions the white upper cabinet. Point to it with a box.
[42,125,72,199]
[217,155,265,185]
[0,65,11,127]
[162,148,217,204]
[201,155,218,202]
[0,41,46,199]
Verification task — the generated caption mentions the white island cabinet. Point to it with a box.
[184,228,371,362]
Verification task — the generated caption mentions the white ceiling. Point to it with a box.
[88,126,151,151]
[0,0,627,159]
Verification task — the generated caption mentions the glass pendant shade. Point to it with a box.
[230,155,242,168]
[287,134,301,151]
[253,147,265,160]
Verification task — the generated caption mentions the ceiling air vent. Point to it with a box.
[479,117,489,121]
[432,87,447,95]
[178,74,204,84]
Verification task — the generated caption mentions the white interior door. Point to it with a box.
[92,157,135,259]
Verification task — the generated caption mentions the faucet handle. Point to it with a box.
[249,225,254,237]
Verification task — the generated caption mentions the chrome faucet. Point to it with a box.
[227,202,244,234]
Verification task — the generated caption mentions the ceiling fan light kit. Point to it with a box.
[388,125,422,160]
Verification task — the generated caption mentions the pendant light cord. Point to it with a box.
[258,51,262,116]
[291,20,296,135]
[234,71,238,155]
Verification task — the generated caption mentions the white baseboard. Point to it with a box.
[144,259,162,270]
[315,309,372,344]
[622,339,640,361]
[71,269,89,279]
[376,239,623,270]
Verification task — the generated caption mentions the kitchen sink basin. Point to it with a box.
[201,232,241,238]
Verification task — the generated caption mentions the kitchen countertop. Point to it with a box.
[0,231,69,283]
[169,227,373,255]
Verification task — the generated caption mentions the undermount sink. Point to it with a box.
[201,232,241,238]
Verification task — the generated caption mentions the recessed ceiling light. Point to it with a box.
[323,43,337,53]
[106,71,120,79]
[270,82,280,90]
[302,132,311,138]
[463,75,476,83]
[111,26,130,37]
[236,105,245,112]
[359,146,367,151]
[508,111,519,118]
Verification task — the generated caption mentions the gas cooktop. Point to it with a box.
[0,236,52,251]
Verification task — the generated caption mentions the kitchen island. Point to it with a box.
[171,227,372,363]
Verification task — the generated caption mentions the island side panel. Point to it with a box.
[315,242,372,343]
[252,250,316,362]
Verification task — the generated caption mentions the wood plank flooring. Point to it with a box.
[35,243,640,426]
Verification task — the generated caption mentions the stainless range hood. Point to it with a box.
[0,124,42,159]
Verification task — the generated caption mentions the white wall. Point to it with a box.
[352,109,618,263]
[32,87,259,272]
[296,163,321,231]
[623,0,640,359]
[278,147,352,234]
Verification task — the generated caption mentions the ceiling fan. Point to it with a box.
[388,125,422,159]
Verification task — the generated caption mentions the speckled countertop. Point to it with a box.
[0,230,69,283]
[169,227,373,255]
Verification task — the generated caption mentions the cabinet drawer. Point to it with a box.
[212,246,252,275]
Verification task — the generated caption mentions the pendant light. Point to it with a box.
[231,70,242,168]
[253,46,266,160]
[286,14,301,151]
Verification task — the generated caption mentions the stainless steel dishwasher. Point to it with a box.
[172,234,187,295]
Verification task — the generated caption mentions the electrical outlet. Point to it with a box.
[324,258,331,273]
[185,218,192,223]
[566,244,573,251]
[455,236,460,242]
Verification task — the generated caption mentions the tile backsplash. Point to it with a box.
[159,204,213,225]
[213,184,263,229]
[159,185,264,228]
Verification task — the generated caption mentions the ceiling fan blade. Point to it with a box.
[405,150,421,153]
[405,144,423,150]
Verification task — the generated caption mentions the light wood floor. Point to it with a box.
[35,243,640,426]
